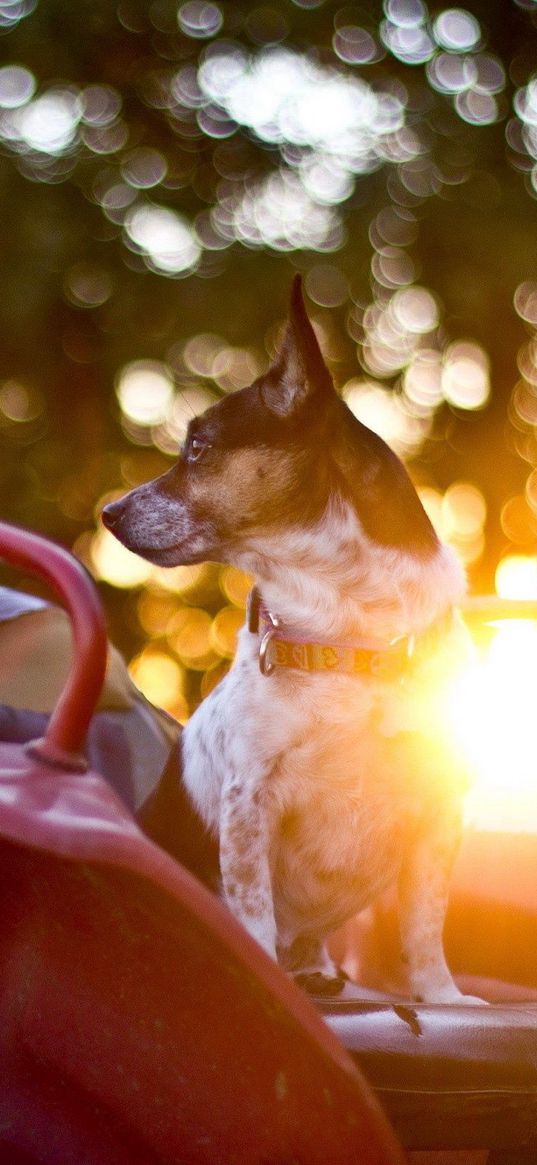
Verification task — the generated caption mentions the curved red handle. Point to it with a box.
[0,523,107,764]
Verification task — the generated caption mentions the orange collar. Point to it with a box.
[247,587,422,679]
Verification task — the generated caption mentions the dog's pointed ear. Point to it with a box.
[261,275,334,417]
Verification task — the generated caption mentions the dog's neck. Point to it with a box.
[234,504,465,645]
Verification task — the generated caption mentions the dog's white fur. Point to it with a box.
[181,503,473,1000]
[104,281,480,1003]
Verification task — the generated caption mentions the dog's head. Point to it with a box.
[102,277,439,570]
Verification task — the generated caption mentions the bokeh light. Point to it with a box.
[90,527,153,588]
[64,263,113,308]
[433,8,481,52]
[220,564,252,607]
[150,563,208,595]
[210,605,244,656]
[305,264,348,307]
[116,361,175,427]
[129,647,188,719]
[344,379,430,457]
[153,387,217,454]
[168,606,214,668]
[333,25,383,66]
[0,0,37,29]
[7,86,82,154]
[178,2,223,39]
[196,42,415,250]
[381,10,435,67]
[0,379,43,424]
[199,46,397,157]
[124,204,201,275]
[441,481,487,565]
[496,554,537,600]
[213,169,342,251]
[0,64,35,107]
[392,286,439,333]
[514,280,537,327]
[441,341,490,409]
[418,481,487,567]
[403,349,443,409]
[121,147,168,189]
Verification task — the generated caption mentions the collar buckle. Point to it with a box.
[258,608,280,676]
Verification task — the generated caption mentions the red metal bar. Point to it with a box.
[0,522,107,763]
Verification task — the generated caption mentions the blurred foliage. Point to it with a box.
[1,0,537,716]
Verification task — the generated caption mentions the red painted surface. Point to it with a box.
[0,743,405,1164]
[0,521,107,759]
[0,523,404,1164]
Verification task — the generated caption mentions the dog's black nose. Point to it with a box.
[101,498,125,531]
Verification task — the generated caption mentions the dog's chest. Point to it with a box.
[182,662,428,879]
[268,714,424,923]
[181,650,458,951]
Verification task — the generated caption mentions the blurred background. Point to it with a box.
[0,0,536,764]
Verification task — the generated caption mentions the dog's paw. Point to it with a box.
[412,987,487,1005]
[294,970,348,997]
[448,993,488,1006]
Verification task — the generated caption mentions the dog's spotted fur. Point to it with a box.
[104,277,479,1002]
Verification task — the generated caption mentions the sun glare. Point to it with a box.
[461,534,537,833]
[448,609,537,832]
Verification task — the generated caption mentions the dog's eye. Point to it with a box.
[186,436,210,463]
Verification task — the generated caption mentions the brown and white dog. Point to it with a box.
[103,277,479,1002]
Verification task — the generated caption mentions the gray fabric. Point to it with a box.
[0,700,174,812]
[0,586,175,811]
[0,586,48,622]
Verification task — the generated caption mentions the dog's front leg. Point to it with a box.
[219,772,277,960]
[398,806,483,1004]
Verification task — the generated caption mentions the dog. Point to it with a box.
[103,276,479,1002]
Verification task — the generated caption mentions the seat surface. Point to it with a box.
[322,995,537,1152]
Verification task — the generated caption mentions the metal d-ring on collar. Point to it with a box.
[258,608,280,676]
[248,586,280,676]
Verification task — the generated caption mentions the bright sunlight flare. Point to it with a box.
[449,602,537,832]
